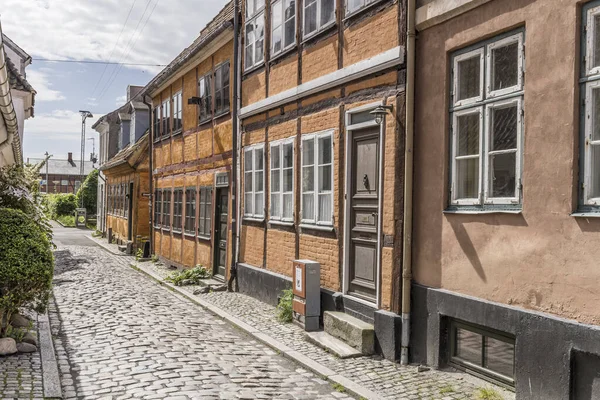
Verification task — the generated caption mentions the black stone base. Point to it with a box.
[411,283,600,399]
[375,309,402,362]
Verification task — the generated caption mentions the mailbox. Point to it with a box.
[292,260,320,331]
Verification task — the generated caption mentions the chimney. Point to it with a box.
[68,152,73,163]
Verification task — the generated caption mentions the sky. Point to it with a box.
[1,0,230,161]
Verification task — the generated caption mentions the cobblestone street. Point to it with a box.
[50,242,354,400]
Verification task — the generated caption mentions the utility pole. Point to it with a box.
[79,110,93,206]
[88,137,96,167]
[44,151,49,194]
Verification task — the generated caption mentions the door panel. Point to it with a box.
[213,188,228,279]
[348,129,379,302]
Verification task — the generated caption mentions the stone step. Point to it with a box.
[305,331,363,359]
[117,245,127,253]
[324,311,375,355]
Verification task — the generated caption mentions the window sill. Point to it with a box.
[243,62,265,76]
[172,130,182,137]
[302,22,337,45]
[197,234,211,241]
[244,216,265,223]
[161,227,171,232]
[299,223,334,232]
[198,118,212,127]
[183,232,196,239]
[443,208,522,215]
[214,110,230,119]
[571,212,600,218]
[172,230,183,235]
[268,219,294,227]
[161,135,171,142]
[270,45,297,64]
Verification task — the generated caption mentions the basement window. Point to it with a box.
[449,319,515,387]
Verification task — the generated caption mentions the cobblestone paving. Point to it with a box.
[142,261,516,400]
[50,245,355,400]
[0,321,44,400]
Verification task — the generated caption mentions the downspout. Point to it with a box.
[228,0,240,292]
[143,95,154,254]
[401,0,416,366]
[0,23,19,160]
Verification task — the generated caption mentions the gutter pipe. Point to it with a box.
[401,0,416,366]
[142,96,154,254]
[0,22,20,163]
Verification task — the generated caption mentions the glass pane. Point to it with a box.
[245,44,254,68]
[350,110,374,125]
[273,26,282,54]
[272,0,282,28]
[256,171,264,191]
[491,41,519,92]
[245,150,253,171]
[303,139,315,165]
[283,168,293,192]
[348,0,363,13]
[284,17,295,48]
[271,145,281,168]
[256,0,265,11]
[283,143,293,168]
[593,88,600,141]
[318,193,331,223]
[457,113,480,156]
[491,104,518,151]
[590,144,600,199]
[255,39,264,63]
[255,193,264,215]
[485,337,514,379]
[320,0,335,27]
[271,170,281,192]
[283,193,293,219]
[223,86,230,111]
[490,152,516,198]
[255,148,264,170]
[455,328,482,366]
[304,1,317,35]
[215,91,222,114]
[271,193,281,217]
[222,64,230,87]
[303,193,314,220]
[456,158,479,199]
[319,136,332,164]
[319,165,331,192]
[595,15,600,68]
[247,0,255,17]
[303,166,314,192]
[245,194,253,215]
[245,172,253,192]
[457,55,480,101]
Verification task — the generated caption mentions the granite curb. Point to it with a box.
[38,309,62,399]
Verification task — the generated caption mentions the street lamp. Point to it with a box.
[370,104,394,125]
[79,110,93,206]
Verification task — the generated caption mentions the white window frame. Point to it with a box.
[244,144,265,219]
[587,5,600,76]
[172,91,183,133]
[302,0,336,41]
[453,48,485,108]
[486,33,524,99]
[301,130,334,226]
[584,80,600,205]
[483,98,522,205]
[345,0,378,17]
[451,107,483,206]
[271,0,297,57]
[269,137,295,222]
[245,0,265,71]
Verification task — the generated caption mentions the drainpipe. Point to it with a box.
[228,0,240,292]
[143,95,154,254]
[401,0,416,366]
[0,22,19,161]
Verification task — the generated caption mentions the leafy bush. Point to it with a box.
[165,266,211,286]
[46,193,77,218]
[56,214,75,227]
[76,169,98,215]
[276,289,294,323]
[0,208,54,336]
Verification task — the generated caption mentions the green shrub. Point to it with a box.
[47,193,77,218]
[165,266,211,286]
[276,289,294,323]
[76,169,98,214]
[0,208,54,336]
[56,215,75,227]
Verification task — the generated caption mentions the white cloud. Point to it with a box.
[25,109,100,138]
[115,95,127,108]
[26,69,65,101]
[86,97,98,107]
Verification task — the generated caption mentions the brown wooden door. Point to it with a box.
[213,188,228,279]
[348,128,380,302]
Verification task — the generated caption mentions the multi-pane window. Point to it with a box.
[301,131,333,225]
[172,189,184,233]
[582,5,600,207]
[162,99,171,137]
[153,106,160,141]
[199,74,212,123]
[244,145,265,218]
[172,91,183,133]
[215,62,230,116]
[450,320,515,386]
[303,0,335,39]
[198,187,213,238]
[245,0,265,71]
[124,183,129,218]
[184,188,196,235]
[346,0,376,15]
[271,0,296,56]
[162,189,171,229]
[450,32,524,207]
[270,138,294,221]
[154,190,162,227]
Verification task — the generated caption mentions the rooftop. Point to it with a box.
[27,157,95,176]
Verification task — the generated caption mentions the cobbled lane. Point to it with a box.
[50,244,354,400]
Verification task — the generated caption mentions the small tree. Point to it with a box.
[76,169,98,214]
[0,208,54,335]
[47,193,77,218]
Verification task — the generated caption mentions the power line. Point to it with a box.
[97,0,159,101]
[33,58,167,67]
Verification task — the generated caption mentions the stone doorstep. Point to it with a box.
[196,278,224,288]
[304,331,363,359]
[324,311,375,355]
